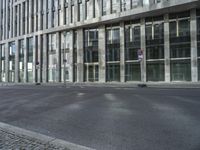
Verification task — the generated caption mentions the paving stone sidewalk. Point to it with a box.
[0,123,94,150]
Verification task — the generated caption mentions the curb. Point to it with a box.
[0,122,95,150]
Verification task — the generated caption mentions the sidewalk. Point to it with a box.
[0,122,94,150]
[0,82,200,89]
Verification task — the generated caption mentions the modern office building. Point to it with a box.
[0,0,200,83]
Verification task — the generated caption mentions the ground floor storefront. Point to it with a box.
[0,9,200,83]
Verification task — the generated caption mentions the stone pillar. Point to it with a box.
[15,39,19,83]
[95,0,100,18]
[82,0,86,21]
[20,3,23,35]
[43,34,48,83]
[25,0,28,34]
[5,0,8,39]
[38,0,41,30]
[24,38,28,82]
[98,25,106,82]
[77,29,84,82]
[164,14,170,82]
[17,5,20,36]
[107,0,111,15]
[120,22,125,82]
[5,43,9,82]
[54,0,59,27]
[191,9,198,82]
[0,0,2,40]
[34,0,37,32]
[60,0,64,26]
[43,0,47,29]
[29,0,33,33]
[48,0,52,28]
[140,18,147,82]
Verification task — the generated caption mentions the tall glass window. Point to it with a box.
[73,31,78,82]
[19,40,24,82]
[125,20,141,81]
[48,33,58,82]
[102,0,107,16]
[27,38,33,82]
[0,44,6,82]
[78,0,83,21]
[61,32,72,82]
[146,16,165,81]
[169,11,191,81]
[64,0,69,25]
[9,42,16,82]
[111,0,118,14]
[197,9,200,80]
[106,26,120,82]
[84,29,99,82]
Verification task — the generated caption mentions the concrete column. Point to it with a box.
[191,9,198,82]
[32,36,37,83]
[38,0,41,30]
[48,0,52,28]
[10,1,13,38]
[0,0,2,40]
[24,38,28,82]
[56,32,61,82]
[17,5,20,36]
[98,25,106,82]
[43,34,48,83]
[140,18,146,82]
[2,0,6,39]
[5,0,8,39]
[15,39,19,83]
[20,3,24,35]
[82,0,86,21]
[120,22,125,82]
[25,0,28,34]
[107,0,111,15]
[95,0,100,17]
[29,0,33,33]
[43,0,47,29]
[164,14,170,82]
[60,0,64,26]
[34,0,37,32]
[5,43,9,82]
[77,29,84,82]
[68,0,72,23]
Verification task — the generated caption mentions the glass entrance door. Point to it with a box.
[85,64,99,82]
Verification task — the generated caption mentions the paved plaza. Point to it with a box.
[0,85,200,150]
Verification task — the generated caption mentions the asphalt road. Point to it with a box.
[0,85,200,150]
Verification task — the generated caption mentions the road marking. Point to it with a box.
[0,122,95,150]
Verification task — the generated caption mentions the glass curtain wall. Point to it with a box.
[8,42,16,82]
[125,20,141,81]
[84,28,99,82]
[19,40,24,82]
[197,9,200,81]
[27,38,33,82]
[146,16,165,81]
[0,45,6,82]
[106,26,120,82]
[48,33,58,82]
[169,11,191,81]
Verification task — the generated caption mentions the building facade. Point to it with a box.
[0,0,200,83]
